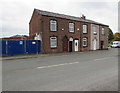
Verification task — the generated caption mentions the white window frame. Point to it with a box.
[50,37,57,48]
[101,27,105,35]
[83,25,87,33]
[69,23,74,33]
[83,38,87,46]
[93,26,97,34]
[50,20,57,31]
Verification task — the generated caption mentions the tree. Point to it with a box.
[108,28,114,43]
[114,32,120,41]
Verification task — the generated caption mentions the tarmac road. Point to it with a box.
[2,48,118,91]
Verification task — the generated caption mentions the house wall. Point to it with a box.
[41,15,82,53]
[90,24,100,50]
[99,26,109,49]
[29,10,42,38]
[80,22,91,51]
[29,10,108,53]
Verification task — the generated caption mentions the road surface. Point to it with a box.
[2,48,118,91]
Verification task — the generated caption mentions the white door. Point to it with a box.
[93,39,96,50]
[74,40,78,51]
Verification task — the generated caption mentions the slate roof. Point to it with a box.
[35,9,109,27]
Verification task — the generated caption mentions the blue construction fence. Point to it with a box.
[0,40,41,56]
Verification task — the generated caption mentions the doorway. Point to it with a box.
[63,41,68,52]
[69,41,73,52]
[74,40,78,51]
[93,39,97,50]
[69,37,73,52]
[62,35,69,52]
[101,41,104,49]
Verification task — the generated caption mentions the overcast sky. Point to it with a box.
[1,0,119,38]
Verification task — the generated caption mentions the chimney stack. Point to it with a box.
[80,14,86,20]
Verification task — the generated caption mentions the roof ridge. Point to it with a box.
[35,8,109,27]
[35,9,80,19]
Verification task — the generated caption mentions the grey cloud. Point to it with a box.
[1,0,118,38]
[79,2,110,9]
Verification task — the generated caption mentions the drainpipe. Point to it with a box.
[99,25,101,50]
[80,23,82,52]
[40,20,44,54]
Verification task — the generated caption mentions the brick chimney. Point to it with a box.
[80,14,86,20]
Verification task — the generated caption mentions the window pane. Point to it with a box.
[50,20,57,31]
[69,23,74,32]
[101,28,104,34]
[83,38,87,46]
[50,37,57,48]
[93,26,97,34]
[83,25,87,33]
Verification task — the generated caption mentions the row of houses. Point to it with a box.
[29,9,109,53]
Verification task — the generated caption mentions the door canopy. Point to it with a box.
[62,35,68,41]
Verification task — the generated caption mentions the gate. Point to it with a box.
[26,40,41,54]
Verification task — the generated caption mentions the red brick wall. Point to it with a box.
[99,26,109,49]
[29,10,42,37]
[29,10,108,53]
[80,22,91,51]
[41,16,82,53]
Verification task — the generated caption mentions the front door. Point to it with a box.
[93,39,96,50]
[69,41,73,52]
[63,41,68,52]
[74,40,78,51]
[101,41,104,49]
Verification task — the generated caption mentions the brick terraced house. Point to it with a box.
[29,9,109,53]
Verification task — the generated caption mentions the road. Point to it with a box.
[2,48,118,91]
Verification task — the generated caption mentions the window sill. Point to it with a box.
[50,31,57,32]
[69,31,75,33]
[83,46,87,47]
[69,32,75,34]
[51,47,57,49]
[83,33,88,34]
[101,34,105,36]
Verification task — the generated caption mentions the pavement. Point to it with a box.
[1,52,85,60]
[1,49,110,60]
[2,48,119,91]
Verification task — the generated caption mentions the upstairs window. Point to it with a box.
[83,38,87,47]
[93,26,97,34]
[50,20,57,31]
[101,27,105,35]
[69,23,74,33]
[50,37,57,48]
[83,25,87,33]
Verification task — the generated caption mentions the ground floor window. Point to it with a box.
[83,38,87,47]
[50,37,57,48]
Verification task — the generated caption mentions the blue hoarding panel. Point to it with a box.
[7,40,25,55]
[26,40,41,54]
[0,40,7,56]
[1,40,41,56]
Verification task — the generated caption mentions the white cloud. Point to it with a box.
[1,0,119,37]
